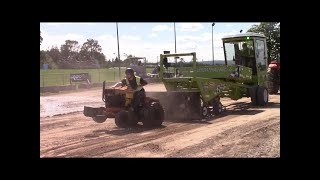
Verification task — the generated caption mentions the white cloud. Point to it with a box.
[177,31,237,43]
[121,35,140,41]
[225,23,234,27]
[152,24,172,32]
[40,32,85,50]
[136,30,237,61]
[65,33,84,40]
[148,33,158,38]
[132,26,137,30]
[97,34,116,42]
[177,23,203,32]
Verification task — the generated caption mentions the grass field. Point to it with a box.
[40,67,154,87]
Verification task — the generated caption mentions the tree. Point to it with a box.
[40,50,58,69]
[40,30,43,45]
[60,40,80,62]
[247,22,280,64]
[47,46,61,65]
[80,39,105,66]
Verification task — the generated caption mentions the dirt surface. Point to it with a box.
[40,83,280,158]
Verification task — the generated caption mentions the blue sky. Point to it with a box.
[40,22,259,62]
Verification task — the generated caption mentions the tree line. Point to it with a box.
[40,32,148,69]
[40,35,111,69]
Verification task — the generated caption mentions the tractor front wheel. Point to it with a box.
[201,99,209,118]
[92,115,107,123]
[212,100,223,115]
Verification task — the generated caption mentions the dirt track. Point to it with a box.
[40,83,280,158]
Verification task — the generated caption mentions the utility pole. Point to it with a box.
[212,23,215,65]
[116,22,121,80]
[174,22,177,53]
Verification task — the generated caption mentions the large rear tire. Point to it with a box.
[115,110,129,128]
[249,87,258,105]
[257,86,269,106]
[143,102,164,127]
[127,109,139,126]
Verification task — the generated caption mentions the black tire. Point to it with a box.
[127,109,139,126]
[143,102,164,127]
[200,99,209,118]
[249,87,258,105]
[212,100,223,115]
[92,115,107,123]
[151,102,165,126]
[257,86,269,106]
[115,110,129,128]
[202,106,209,118]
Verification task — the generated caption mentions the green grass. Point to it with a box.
[40,67,155,87]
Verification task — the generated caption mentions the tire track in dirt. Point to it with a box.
[41,121,207,157]
[97,98,279,157]
[166,116,279,157]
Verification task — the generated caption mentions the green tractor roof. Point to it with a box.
[222,32,265,40]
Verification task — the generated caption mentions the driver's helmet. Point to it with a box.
[125,68,135,75]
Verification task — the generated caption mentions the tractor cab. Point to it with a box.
[222,32,268,80]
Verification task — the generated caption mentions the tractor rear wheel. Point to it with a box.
[115,110,129,128]
[249,87,258,105]
[257,86,269,106]
[143,102,164,127]
[127,109,139,126]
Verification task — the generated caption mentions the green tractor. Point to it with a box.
[148,32,269,118]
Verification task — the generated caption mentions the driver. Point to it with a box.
[111,68,148,111]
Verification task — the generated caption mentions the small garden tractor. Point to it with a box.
[84,83,164,128]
